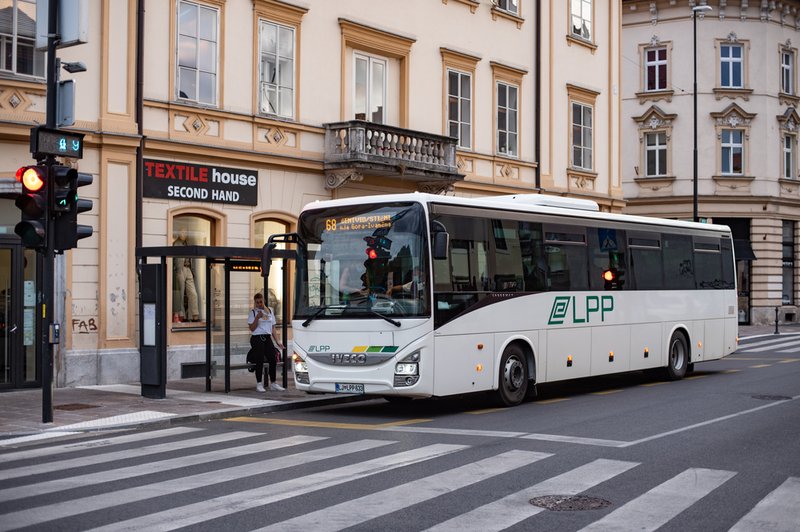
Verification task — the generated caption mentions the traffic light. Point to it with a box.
[14,165,49,248]
[52,165,93,251]
[602,268,624,290]
[364,235,391,259]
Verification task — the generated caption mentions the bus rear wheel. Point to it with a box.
[498,344,528,406]
[664,331,689,381]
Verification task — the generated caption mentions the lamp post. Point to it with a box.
[693,4,712,223]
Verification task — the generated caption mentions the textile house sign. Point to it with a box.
[143,159,259,206]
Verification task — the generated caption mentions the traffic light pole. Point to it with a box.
[39,0,59,423]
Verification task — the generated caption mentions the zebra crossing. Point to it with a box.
[736,334,800,354]
[1,427,798,531]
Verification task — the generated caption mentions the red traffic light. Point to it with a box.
[16,166,46,192]
[366,248,378,260]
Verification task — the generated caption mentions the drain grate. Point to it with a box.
[55,403,100,411]
[530,495,612,512]
[752,394,792,401]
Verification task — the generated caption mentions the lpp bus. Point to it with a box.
[286,193,737,406]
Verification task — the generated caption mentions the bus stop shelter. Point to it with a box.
[136,245,291,397]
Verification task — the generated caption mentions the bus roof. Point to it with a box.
[301,192,732,235]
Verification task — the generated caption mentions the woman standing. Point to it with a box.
[247,292,285,392]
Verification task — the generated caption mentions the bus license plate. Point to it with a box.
[335,383,364,394]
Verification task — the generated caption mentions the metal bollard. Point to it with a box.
[775,306,780,335]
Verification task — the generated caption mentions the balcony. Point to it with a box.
[324,120,464,193]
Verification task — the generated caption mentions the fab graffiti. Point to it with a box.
[72,318,99,334]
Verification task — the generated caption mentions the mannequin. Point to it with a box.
[173,228,199,322]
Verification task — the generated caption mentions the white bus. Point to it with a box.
[286,193,738,406]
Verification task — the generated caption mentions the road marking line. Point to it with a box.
[778,358,800,363]
[226,416,431,430]
[579,468,736,532]
[685,375,707,380]
[750,364,772,368]
[591,389,624,395]
[465,407,507,415]
[723,369,741,374]
[640,381,669,387]
[536,397,570,404]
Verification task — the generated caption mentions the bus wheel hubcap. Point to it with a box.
[505,357,524,390]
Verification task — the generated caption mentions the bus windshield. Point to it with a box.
[295,202,430,320]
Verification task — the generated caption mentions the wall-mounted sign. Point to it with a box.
[143,159,258,206]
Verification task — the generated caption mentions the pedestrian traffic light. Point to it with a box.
[53,167,93,251]
[14,165,49,249]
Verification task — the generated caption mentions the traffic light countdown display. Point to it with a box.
[14,166,49,248]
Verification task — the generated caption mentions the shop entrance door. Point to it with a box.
[0,238,38,390]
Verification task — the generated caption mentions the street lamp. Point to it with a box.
[693,4,712,223]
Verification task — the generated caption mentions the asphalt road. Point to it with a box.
[1,335,799,531]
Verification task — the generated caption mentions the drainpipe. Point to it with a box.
[135,0,145,251]
[534,0,541,190]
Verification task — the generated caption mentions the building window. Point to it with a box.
[448,69,472,150]
[645,47,667,91]
[721,129,743,175]
[782,49,795,95]
[0,0,45,77]
[177,0,218,105]
[720,43,743,89]
[354,53,386,124]
[570,0,592,41]
[496,0,518,15]
[783,220,795,305]
[571,101,593,170]
[784,134,796,179]
[171,214,213,326]
[645,131,667,177]
[259,20,295,118]
[496,82,518,157]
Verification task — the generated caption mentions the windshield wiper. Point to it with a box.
[370,309,401,327]
[301,305,328,327]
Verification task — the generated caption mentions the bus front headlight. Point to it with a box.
[292,352,309,384]
[394,352,420,387]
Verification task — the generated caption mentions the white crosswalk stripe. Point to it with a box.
[579,468,736,531]
[737,336,800,352]
[259,450,553,532]
[729,477,800,532]
[1,428,799,532]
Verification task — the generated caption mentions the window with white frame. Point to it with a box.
[570,0,592,41]
[784,134,796,179]
[448,69,472,150]
[645,47,667,91]
[496,0,518,15]
[496,82,518,156]
[177,0,218,105]
[782,49,794,95]
[259,19,295,118]
[571,102,593,170]
[720,43,743,89]
[645,131,667,177]
[721,129,743,175]
[0,0,45,77]
[354,53,386,123]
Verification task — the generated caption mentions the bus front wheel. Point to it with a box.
[664,331,689,381]
[498,344,528,406]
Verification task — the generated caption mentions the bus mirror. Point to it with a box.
[433,231,449,260]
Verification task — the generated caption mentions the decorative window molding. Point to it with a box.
[441,0,480,14]
[778,107,800,180]
[633,105,677,180]
[636,38,674,103]
[567,83,599,189]
[567,0,596,53]
[779,40,799,106]
[491,61,526,159]
[491,2,524,29]
[174,0,223,107]
[339,19,415,127]
[0,0,46,79]
[441,48,480,151]
[714,35,752,101]
[711,103,756,178]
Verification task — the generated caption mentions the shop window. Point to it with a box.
[255,218,290,324]
[171,214,213,327]
[783,220,794,305]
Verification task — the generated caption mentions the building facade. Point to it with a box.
[0,0,621,388]
[622,0,800,325]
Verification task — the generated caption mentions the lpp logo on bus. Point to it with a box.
[548,295,615,325]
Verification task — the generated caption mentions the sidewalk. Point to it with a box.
[0,371,366,446]
[2,322,800,446]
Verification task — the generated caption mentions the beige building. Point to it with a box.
[0,0,621,388]
[622,0,800,325]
